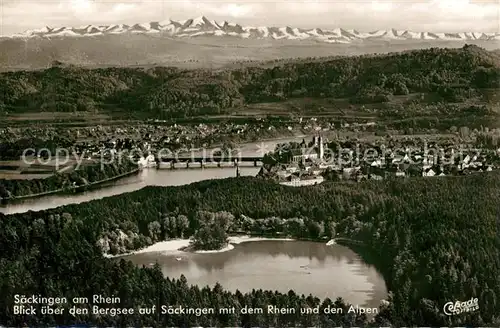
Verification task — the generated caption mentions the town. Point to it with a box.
[258,135,500,186]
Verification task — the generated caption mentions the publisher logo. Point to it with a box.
[443,298,479,315]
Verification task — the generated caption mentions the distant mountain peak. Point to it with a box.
[9,16,500,43]
[192,15,209,24]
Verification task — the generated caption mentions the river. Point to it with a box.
[0,135,307,215]
[0,168,260,214]
[122,240,388,312]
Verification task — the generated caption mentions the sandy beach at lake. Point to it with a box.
[104,235,297,258]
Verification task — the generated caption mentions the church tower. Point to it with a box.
[319,134,324,160]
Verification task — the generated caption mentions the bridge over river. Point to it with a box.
[156,156,264,168]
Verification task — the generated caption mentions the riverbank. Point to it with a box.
[0,168,140,203]
[0,167,262,214]
[175,133,309,159]
[77,168,141,191]
[104,235,301,258]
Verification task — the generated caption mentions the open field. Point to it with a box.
[0,157,97,180]
[0,172,53,180]
[5,112,111,121]
[0,111,119,127]
[0,110,137,127]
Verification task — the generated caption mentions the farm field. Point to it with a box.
[0,157,97,180]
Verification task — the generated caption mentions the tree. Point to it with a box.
[214,211,235,232]
[176,215,189,237]
[147,221,161,242]
[307,220,325,239]
[190,222,228,251]
[325,221,337,239]
[286,218,305,238]
[394,81,409,95]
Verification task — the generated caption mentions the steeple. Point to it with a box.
[319,134,324,160]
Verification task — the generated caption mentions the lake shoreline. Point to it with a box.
[112,235,388,315]
[104,235,323,258]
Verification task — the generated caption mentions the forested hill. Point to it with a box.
[1,172,500,326]
[0,45,498,118]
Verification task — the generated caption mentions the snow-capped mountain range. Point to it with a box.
[8,16,500,43]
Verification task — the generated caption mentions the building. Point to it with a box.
[319,135,324,160]
[292,150,318,162]
[280,176,324,187]
[423,168,436,177]
[138,154,156,168]
[291,135,325,162]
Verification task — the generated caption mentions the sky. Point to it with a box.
[0,0,499,35]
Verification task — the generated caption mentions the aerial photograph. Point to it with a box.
[0,0,499,326]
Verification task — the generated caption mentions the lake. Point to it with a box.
[121,240,388,312]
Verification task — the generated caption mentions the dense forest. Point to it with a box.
[1,172,500,326]
[0,160,138,198]
[0,45,498,119]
